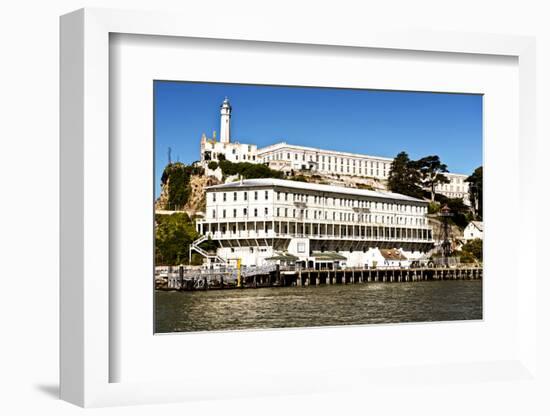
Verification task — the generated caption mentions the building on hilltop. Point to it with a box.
[195,178,434,268]
[198,98,471,206]
[199,97,258,165]
[256,142,393,181]
[435,172,470,204]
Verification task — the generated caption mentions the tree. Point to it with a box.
[466,166,483,220]
[417,155,450,202]
[387,152,424,198]
[207,161,219,170]
[461,238,483,263]
[155,212,198,265]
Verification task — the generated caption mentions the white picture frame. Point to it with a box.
[60,8,539,408]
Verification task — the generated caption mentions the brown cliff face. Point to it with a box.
[155,173,220,216]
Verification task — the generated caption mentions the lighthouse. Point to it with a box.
[220,97,231,144]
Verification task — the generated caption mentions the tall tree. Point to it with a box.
[466,166,483,219]
[387,152,424,198]
[417,155,450,202]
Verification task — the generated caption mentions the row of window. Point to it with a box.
[212,190,426,213]
[211,224,432,240]
[210,207,426,225]
[214,190,270,202]
[438,184,468,192]
[263,151,389,170]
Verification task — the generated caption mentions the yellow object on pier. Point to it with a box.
[237,258,242,287]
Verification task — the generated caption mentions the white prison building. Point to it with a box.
[196,178,434,269]
[257,142,393,181]
[198,98,471,205]
[434,172,470,204]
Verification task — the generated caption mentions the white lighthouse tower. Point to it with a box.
[220,97,231,144]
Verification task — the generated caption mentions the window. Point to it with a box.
[277,208,280,216]
[254,191,258,200]
[223,209,226,218]
[254,208,258,217]
[233,209,237,217]
[244,208,247,216]
[223,193,226,202]
[265,190,268,200]
[233,192,237,201]
[212,209,216,218]
[285,208,288,217]
[213,193,216,202]
[265,207,269,215]
[244,192,248,201]
[285,192,288,201]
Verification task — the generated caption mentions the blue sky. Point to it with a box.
[154,81,482,197]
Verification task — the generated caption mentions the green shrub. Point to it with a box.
[207,161,219,170]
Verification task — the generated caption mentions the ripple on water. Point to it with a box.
[155,280,482,333]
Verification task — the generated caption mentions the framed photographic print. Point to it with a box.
[153,81,483,334]
[60,7,539,409]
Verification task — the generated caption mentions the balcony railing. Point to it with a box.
[203,230,433,242]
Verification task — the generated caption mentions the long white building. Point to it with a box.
[196,178,434,268]
[198,98,472,205]
[257,142,393,180]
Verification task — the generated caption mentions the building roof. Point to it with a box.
[379,248,407,261]
[266,252,299,261]
[469,221,483,231]
[206,178,426,203]
[311,251,347,261]
[256,141,393,162]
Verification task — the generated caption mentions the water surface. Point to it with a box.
[155,280,482,333]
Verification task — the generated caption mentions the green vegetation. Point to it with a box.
[160,163,204,210]
[388,152,480,229]
[456,238,483,264]
[428,201,440,214]
[155,213,217,265]
[466,166,483,220]
[218,160,285,180]
[387,152,424,198]
[207,161,219,170]
[417,155,450,201]
[155,213,198,265]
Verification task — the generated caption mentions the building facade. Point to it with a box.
[196,178,434,269]
[463,221,483,241]
[198,98,472,205]
[434,172,471,205]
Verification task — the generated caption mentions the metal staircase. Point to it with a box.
[189,234,225,264]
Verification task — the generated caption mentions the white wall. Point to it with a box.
[1,1,549,416]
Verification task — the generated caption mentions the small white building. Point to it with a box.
[463,221,483,241]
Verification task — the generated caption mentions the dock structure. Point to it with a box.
[161,265,482,291]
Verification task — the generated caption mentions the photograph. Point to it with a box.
[153,81,483,333]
